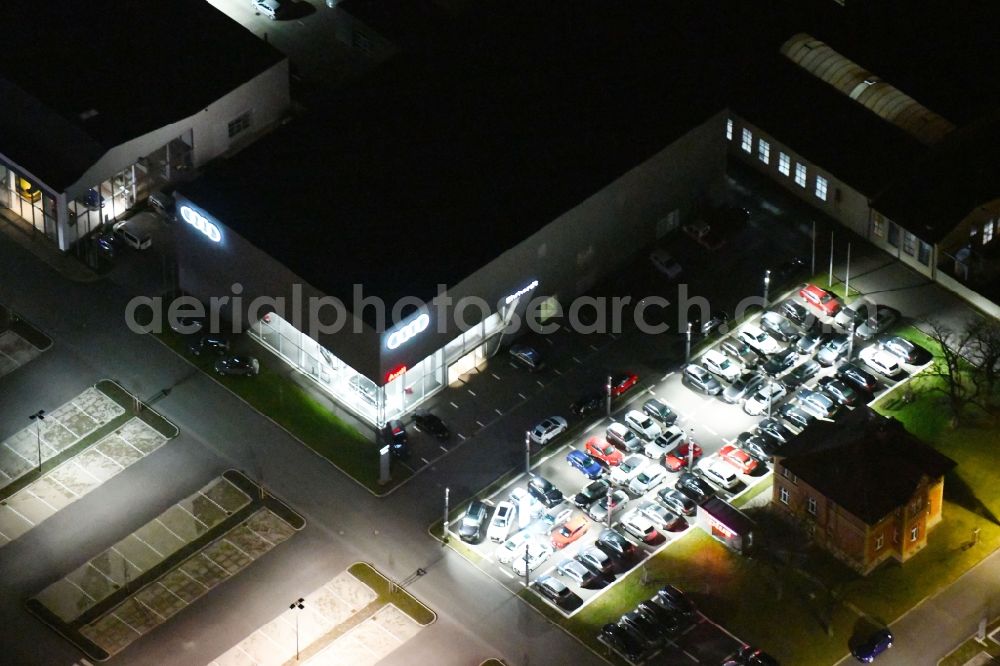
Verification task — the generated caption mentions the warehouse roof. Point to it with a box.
[0,0,284,191]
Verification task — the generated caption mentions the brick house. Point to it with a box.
[771,407,955,575]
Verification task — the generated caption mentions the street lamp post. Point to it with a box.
[767,380,775,419]
[844,242,852,299]
[847,320,856,362]
[523,543,531,589]
[524,431,531,476]
[688,428,695,470]
[606,483,614,530]
[811,220,817,275]
[443,486,450,544]
[289,597,304,661]
[29,410,45,473]
[685,322,692,363]
[606,375,612,417]
[763,269,771,308]
[828,231,835,287]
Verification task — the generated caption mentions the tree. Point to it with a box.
[923,318,984,426]
[969,318,1000,402]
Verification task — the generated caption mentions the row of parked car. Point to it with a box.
[599,584,699,661]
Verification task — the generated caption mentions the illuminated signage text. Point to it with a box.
[504,279,539,305]
[385,365,407,382]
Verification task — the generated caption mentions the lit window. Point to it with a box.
[872,213,885,238]
[910,526,919,542]
[778,153,790,176]
[726,119,733,140]
[984,220,995,244]
[741,128,753,153]
[875,535,884,550]
[779,487,789,504]
[888,222,900,247]
[918,241,931,266]
[227,111,252,139]
[807,497,817,515]
[758,139,770,164]
[903,231,917,256]
[795,163,807,187]
[815,175,828,201]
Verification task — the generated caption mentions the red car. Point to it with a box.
[610,373,639,397]
[662,442,703,472]
[799,284,841,316]
[718,445,759,475]
[551,515,589,549]
[585,436,623,466]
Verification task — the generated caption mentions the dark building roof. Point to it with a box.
[700,498,756,535]
[779,407,955,525]
[871,112,1000,243]
[337,0,449,49]
[0,0,284,191]
[180,1,734,308]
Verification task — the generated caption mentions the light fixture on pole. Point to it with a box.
[767,380,775,419]
[289,597,304,661]
[763,269,771,308]
[443,486,450,544]
[685,322,692,362]
[688,428,695,470]
[606,375,612,417]
[844,242,852,299]
[606,483,614,530]
[524,430,531,476]
[29,410,45,473]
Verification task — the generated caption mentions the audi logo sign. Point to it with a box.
[385,313,430,350]
[179,205,222,243]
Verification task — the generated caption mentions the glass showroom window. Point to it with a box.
[758,139,770,164]
[918,241,931,265]
[778,152,790,176]
[984,220,995,244]
[871,213,885,238]
[726,118,733,140]
[903,231,917,256]
[741,128,753,153]
[815,175,828,201]
[794,163,807,188]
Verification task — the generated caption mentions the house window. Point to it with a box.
[888,222,900,247]
[781,467,796,483]
[918,241,931,266]
[779,487,789,504]
[778,153,790,176]
[875,535,884,550]
[795,163,807,187]
[815,176,829,201]
[758,139,770,164]
[227,111,252,139]
[872,213,886,238]
[903,231,917,256]
[726,119,734,140]
[807,497,817,515]
[985,220,995,244]
[910,526,919,541]
[741,128,753,153]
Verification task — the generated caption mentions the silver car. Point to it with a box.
[723,373,766,404]
[796,389,837,419]
[855,306,900,341]
[683,364,723,395]
[817,335,851,366]
[576,546,613,575]
[557,558,598,585]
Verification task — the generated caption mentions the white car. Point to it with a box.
[628,466,667,496]
[610,455,647,486]
[637,501,686,532]
[606,421,642,453]
[796,389,837,419]
[624,410,662,440]
[744,382,787,416]
[698,458,740,490]
[645,426,685,460]
[511,541,554,576]
[529,416,569,446]
[739,324,781,355]
[509,487,544,528]
[496,530,533,564]
[620,510,659,543]
[541,504,573,529]
[487,501,517,543]
[252,0,286,20]
[701,349,741,382]
[859,346,904,379]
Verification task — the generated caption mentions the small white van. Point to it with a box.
[113,220,152,250]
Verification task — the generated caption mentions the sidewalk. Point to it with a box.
[0,209,99,283]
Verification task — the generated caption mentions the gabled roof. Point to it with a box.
[779,407,955,525]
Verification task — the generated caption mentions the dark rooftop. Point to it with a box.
[337,0,449,49]
[780,407,955,525]
[0,0,284,191]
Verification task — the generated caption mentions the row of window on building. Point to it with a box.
[726,119,830,202]
[777,484,920,547]
[971,219,997,246]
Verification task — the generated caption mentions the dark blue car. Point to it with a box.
[851,628,893,663]
[566,449,604,479]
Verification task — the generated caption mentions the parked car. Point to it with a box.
[744,382,786,416]
[780,299,811,326]
[675,472,715,503]
[637,600,685,635]
[721,339,760,369]
[600,623,645,661]
[784,359,821,388]
[557,558,599,586]
[551,514,589,549]
[817,375,859,406]
[573,478,611,509]
[654,584,696,617]
[702,349,741,382]
[607,421,642,453]
[698,458,740,490]
[214,355,260,377]
[763,348,798,376]
[683,364,723,395]
[737,431,780,462]
[859,345,904,378]
[757,417,795,444]
[649,248,683,280]
[779,403,815,430]
[739,324,781,355]
[637,500,687,532]
[838,362,880,392]
[817,334,851,366]
[835,299,874,328]
[570,392,604,417]
[642,398,677,425]
[458,501,489,543]
[610,373,639,397]
[587,489,629,523]
[596,527,638,560]
[761,311,801,343]
[880,335,921,364]
[509,343,544,371]
[796,388,838,419]
[855,306,900,341]
[529,416,568,446]
[620,510,660,543]
[723,372,766,404]
[487,501,516,543]
[610,455,647,487]
[644,426,685,460]
[732,646,781,666]
[657,486,697,516]
[413,410,450,441]
[796,328,833,355]
[511,541,553,576]
[527,475,564,507]
[577,546,614,575]
[799,283,841,315]
[585,436,623,466]
[628,466,667,496]
[718,444,759,475]
[496,530,534,564]
[189,334,229,356]
[508,487,544,527]
[532,575,573,606]
[624,409,662,440]
[851,627,893,663]
[252,0,288,20]
[566,449,604,480]
[383,419,409,460]
[621,609,666,646]
[662,441,704,473]
[542,504,572,533]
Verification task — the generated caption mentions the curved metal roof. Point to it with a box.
[780,33,954,146]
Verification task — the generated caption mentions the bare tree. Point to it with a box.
[969,318,1000,402]
[922,319,984,425]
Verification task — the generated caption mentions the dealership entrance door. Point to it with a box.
[447,344,486,384]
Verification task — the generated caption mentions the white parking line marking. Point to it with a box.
[586,422,600,433]
[588,344,598,351]
[491,372,501,380]
[439,446,448,453]
[544,337,555,345]
[572,356,582,364]
[703,426,720,437]
[475,420,486,428]
[662,371,675,381]
[468,389,477,397]
[421,457,430,465]
[553,368,562,375]
[518,392,527,400]
[536,380,545,387]
[494,408,503,416]
[458,433,466,441]
[449,401,459,409]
